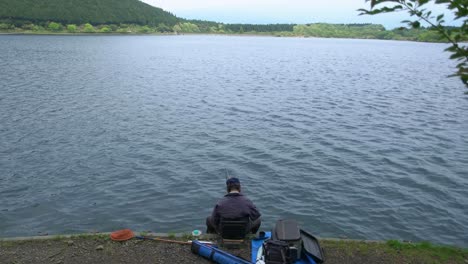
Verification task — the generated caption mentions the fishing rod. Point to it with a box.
[135,236,213,245]
[135,236,192,245]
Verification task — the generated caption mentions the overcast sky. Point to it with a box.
[141,0,458,29]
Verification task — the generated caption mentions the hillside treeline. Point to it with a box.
[0,19,454,43]
[0,0,460,43]
[0,0,179,26]
[292,23,448,42]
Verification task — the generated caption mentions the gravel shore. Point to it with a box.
[0,235,250,264]
[1,235,466,264]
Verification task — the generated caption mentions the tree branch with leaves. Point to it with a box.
[358,0,467,90]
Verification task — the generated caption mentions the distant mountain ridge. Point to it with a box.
[0,0,179,26]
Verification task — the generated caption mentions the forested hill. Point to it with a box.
[0,0,454,43]
[0,0,179,26]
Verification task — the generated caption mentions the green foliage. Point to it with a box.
[99,26,112,33]
[209,26,218,33]
[138,25,151,33]
[0,23,13,30]
[176,20,295,34]
[225,23,294,33]
[172,24,182,33]
[359,0,468,88]
[177,19,295,34]
[116,27,131,33]
[0,0,179,26]
[293,23,386,39]
[21,23,34,30]
[47,22,62,31]
[417,28,444,41]
[109,24,118,32]
[32,25,43,32]
[156,23,172,32]
[66,24,77,33]
[177,22,200,33]
[83,23,95,33]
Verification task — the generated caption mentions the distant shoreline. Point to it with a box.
[0,19,458,43]
[0,31,453,43]
[0,31,177,36]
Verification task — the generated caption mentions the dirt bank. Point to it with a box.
[0,234,466,264]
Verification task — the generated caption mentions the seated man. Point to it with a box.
[206,177,261,235]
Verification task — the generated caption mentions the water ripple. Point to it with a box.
[0,35,467,246]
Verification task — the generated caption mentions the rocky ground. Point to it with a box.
[0,234,466,264]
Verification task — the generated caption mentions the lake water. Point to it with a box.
[0,35,467,246]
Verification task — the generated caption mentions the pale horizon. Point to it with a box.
[141,0,459,29]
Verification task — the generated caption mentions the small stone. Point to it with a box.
[464,259,468,264]
[67,240,74,246]
[96,245,104,251]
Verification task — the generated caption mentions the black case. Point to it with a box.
[272,219,302,261]
[300,229,325,264]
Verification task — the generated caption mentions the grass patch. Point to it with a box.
[71,233,110,240]
[51,235,66,241]
[0,240,17,247]
[181,233,194,241]
[321,239,468,264]
[386,240,468,263]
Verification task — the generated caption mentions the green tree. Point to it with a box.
[100,26,112,33]
[293,24,307,35]
[178,22,200,33]
[217,24,225,33]
[209,26,218,33]
[83,23,95,33]
[156,23,171,32]
[32,25,43,32]
[138,25,151,33]
[47,22,62,31]
[0,23,12,30]
[417,28,444,42]
[173,24,182,33]
[21,23,34,30]
[359,0,467,89]
[109,24,119,32]
[67,24,77,33]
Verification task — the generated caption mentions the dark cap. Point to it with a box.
[226,177,240,186]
